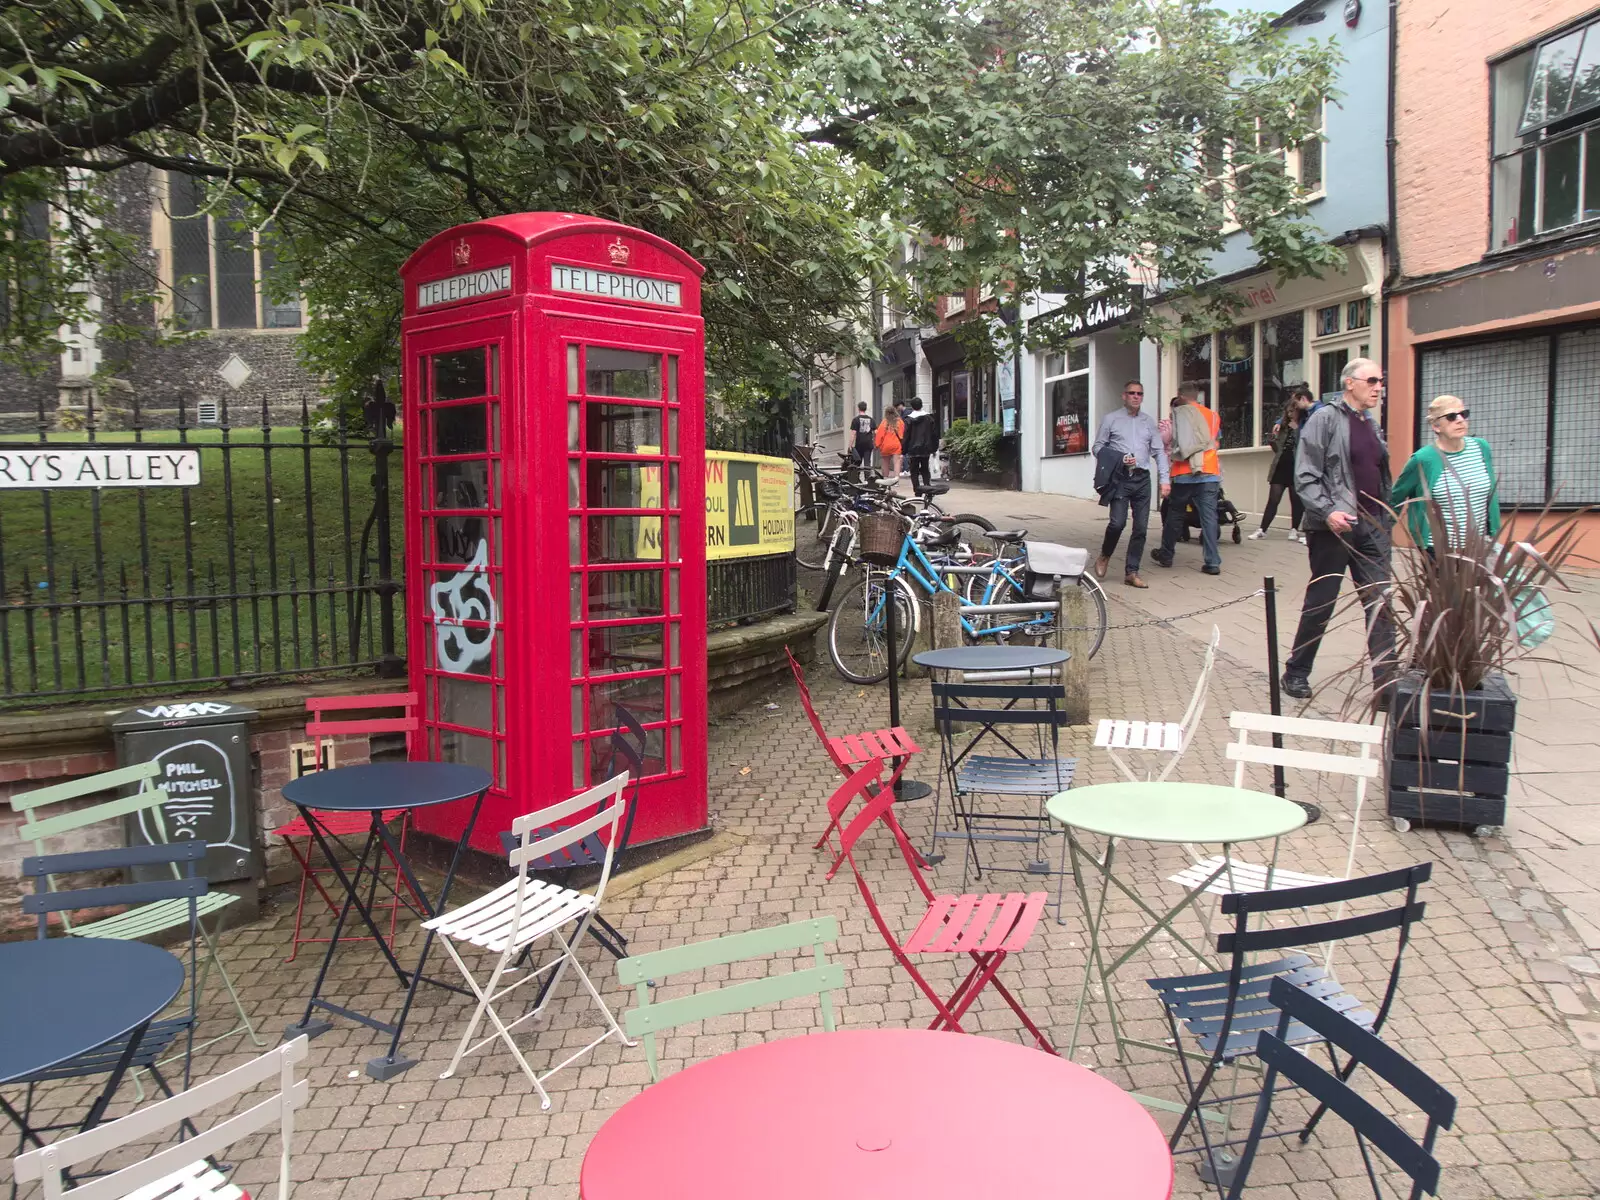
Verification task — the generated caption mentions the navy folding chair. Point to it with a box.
[1226,976,1456,1200]
[927,680,1077,902]
[8,842,207,1167]
[1147,862,1431,1178]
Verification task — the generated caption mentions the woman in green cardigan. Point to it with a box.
[1391,394,1501,551]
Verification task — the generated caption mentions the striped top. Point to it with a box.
[1425,440,1494,549]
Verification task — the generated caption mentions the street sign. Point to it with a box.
[0,447,200,488]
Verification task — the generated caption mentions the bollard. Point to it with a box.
[931,589,963,655]
[1059,584,1090,725]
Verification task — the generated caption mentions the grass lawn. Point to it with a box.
[0,429,407,704]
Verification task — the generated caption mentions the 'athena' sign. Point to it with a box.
[0,448,200,489]
[550,264,682,307]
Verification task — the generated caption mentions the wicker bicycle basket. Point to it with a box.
[856,510,906,566]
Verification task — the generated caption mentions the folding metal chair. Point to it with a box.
[785,646,921,850]
[1146,863,1431,1176]
[425,771,634,1108]
[1094,625,1219,783]
[926,679,1077,903]
[1168,711,1384,899]
[618,916,845,1081]
[272,691,421,963]
[13,1036,309,1200]
[9,841,207,1165]
[8,762,261,1057]
[499,704,647,963]
[1226,977,1456,1200]
[826,758,1056,1053]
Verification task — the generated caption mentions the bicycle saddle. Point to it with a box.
[914,481,952,497]
[916,525,962,548]
[984,529,1027,542]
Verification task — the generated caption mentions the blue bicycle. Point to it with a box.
[826,525,1108,683]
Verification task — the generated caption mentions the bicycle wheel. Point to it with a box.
[1072,574,1109,660]
[794,502,836,571]
[827,570,917,684]
[961,574,1056,646]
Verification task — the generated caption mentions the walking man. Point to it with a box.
[902,397,937,492]
[849,400,876,468]
[1281,358,1397,706]
[1092,380,1170,588]
[1153,383,1223,575]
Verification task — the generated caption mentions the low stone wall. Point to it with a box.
[707,611,827,717]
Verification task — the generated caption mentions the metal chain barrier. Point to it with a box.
[1059,587,1267,633]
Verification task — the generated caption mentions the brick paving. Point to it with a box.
[6,485,1599,1198]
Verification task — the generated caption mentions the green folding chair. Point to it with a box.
[617,916,845,1081]
[8,761,264,1066]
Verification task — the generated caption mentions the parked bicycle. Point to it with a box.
[826,519,1108,684]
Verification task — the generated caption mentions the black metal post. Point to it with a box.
[1265,575,1319,823]
[368,380,404,677]
[884,577,930,801]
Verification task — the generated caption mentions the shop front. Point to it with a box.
[1159,239,1384,515]
[1388,242,1600,552]
[1020,289,1142,498]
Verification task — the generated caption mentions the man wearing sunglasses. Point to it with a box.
[1282,358,1397,707]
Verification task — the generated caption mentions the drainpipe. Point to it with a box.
[1381,0,1401,438]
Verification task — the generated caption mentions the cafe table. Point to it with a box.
[1046,781,1308,1061]
[283,760,490,1080]
[0,938,184,1150]
[580,1027,1174,1200]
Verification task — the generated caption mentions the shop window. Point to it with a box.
[812,379,845,432]
[1260,313,1306,446]
[1043,344,1090,456]
[1346,297,1371,331]
[1316,305,1340,337]
[1216,325,1255,450]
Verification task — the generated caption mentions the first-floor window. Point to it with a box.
[813,380,845,432]
[1043,344,1090,456]
[160,172,302,331]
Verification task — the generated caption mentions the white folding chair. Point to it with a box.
[1169,710,1384,897]
[1094,625,1220,782]
[425,771,633,1108]
[12,1036,308,1200]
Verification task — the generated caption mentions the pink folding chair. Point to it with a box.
[785,647,920,850]
[273,692,421,962]
[825,758,1057,1052]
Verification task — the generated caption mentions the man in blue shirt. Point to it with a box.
[1091,380,1170,588]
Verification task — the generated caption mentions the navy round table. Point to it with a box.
[0,939,182,1150]
[912,645,1070,672]
[283,761,491,1081]
[281,761,491,811]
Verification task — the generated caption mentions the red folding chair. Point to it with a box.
[825,758,1057,1053]
[785,647,920,850]
[274,692,422,962]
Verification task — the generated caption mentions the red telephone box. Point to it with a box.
[397,213,707,852]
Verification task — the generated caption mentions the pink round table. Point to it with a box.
[580,1028,1174,1199]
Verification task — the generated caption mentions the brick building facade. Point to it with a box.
[0,165,325,434]
[1389,2,1600,543]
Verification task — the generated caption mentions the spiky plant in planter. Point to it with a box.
[1372,494,1591,835]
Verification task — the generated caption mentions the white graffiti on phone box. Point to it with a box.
[430,539,498,672]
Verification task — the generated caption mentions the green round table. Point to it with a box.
[1046,782,1307,845]
[1046,781,1308,1058]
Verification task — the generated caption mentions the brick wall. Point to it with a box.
[1396,1,1597,278]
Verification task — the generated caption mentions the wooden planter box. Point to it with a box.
[1387,672,1514,834]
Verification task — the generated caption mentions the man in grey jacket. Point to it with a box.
[1282,358,1397,707]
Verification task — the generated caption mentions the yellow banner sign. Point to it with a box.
[706,450,794,560]
[631,449,794,561]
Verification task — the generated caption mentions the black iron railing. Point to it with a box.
[0,391,402,705]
